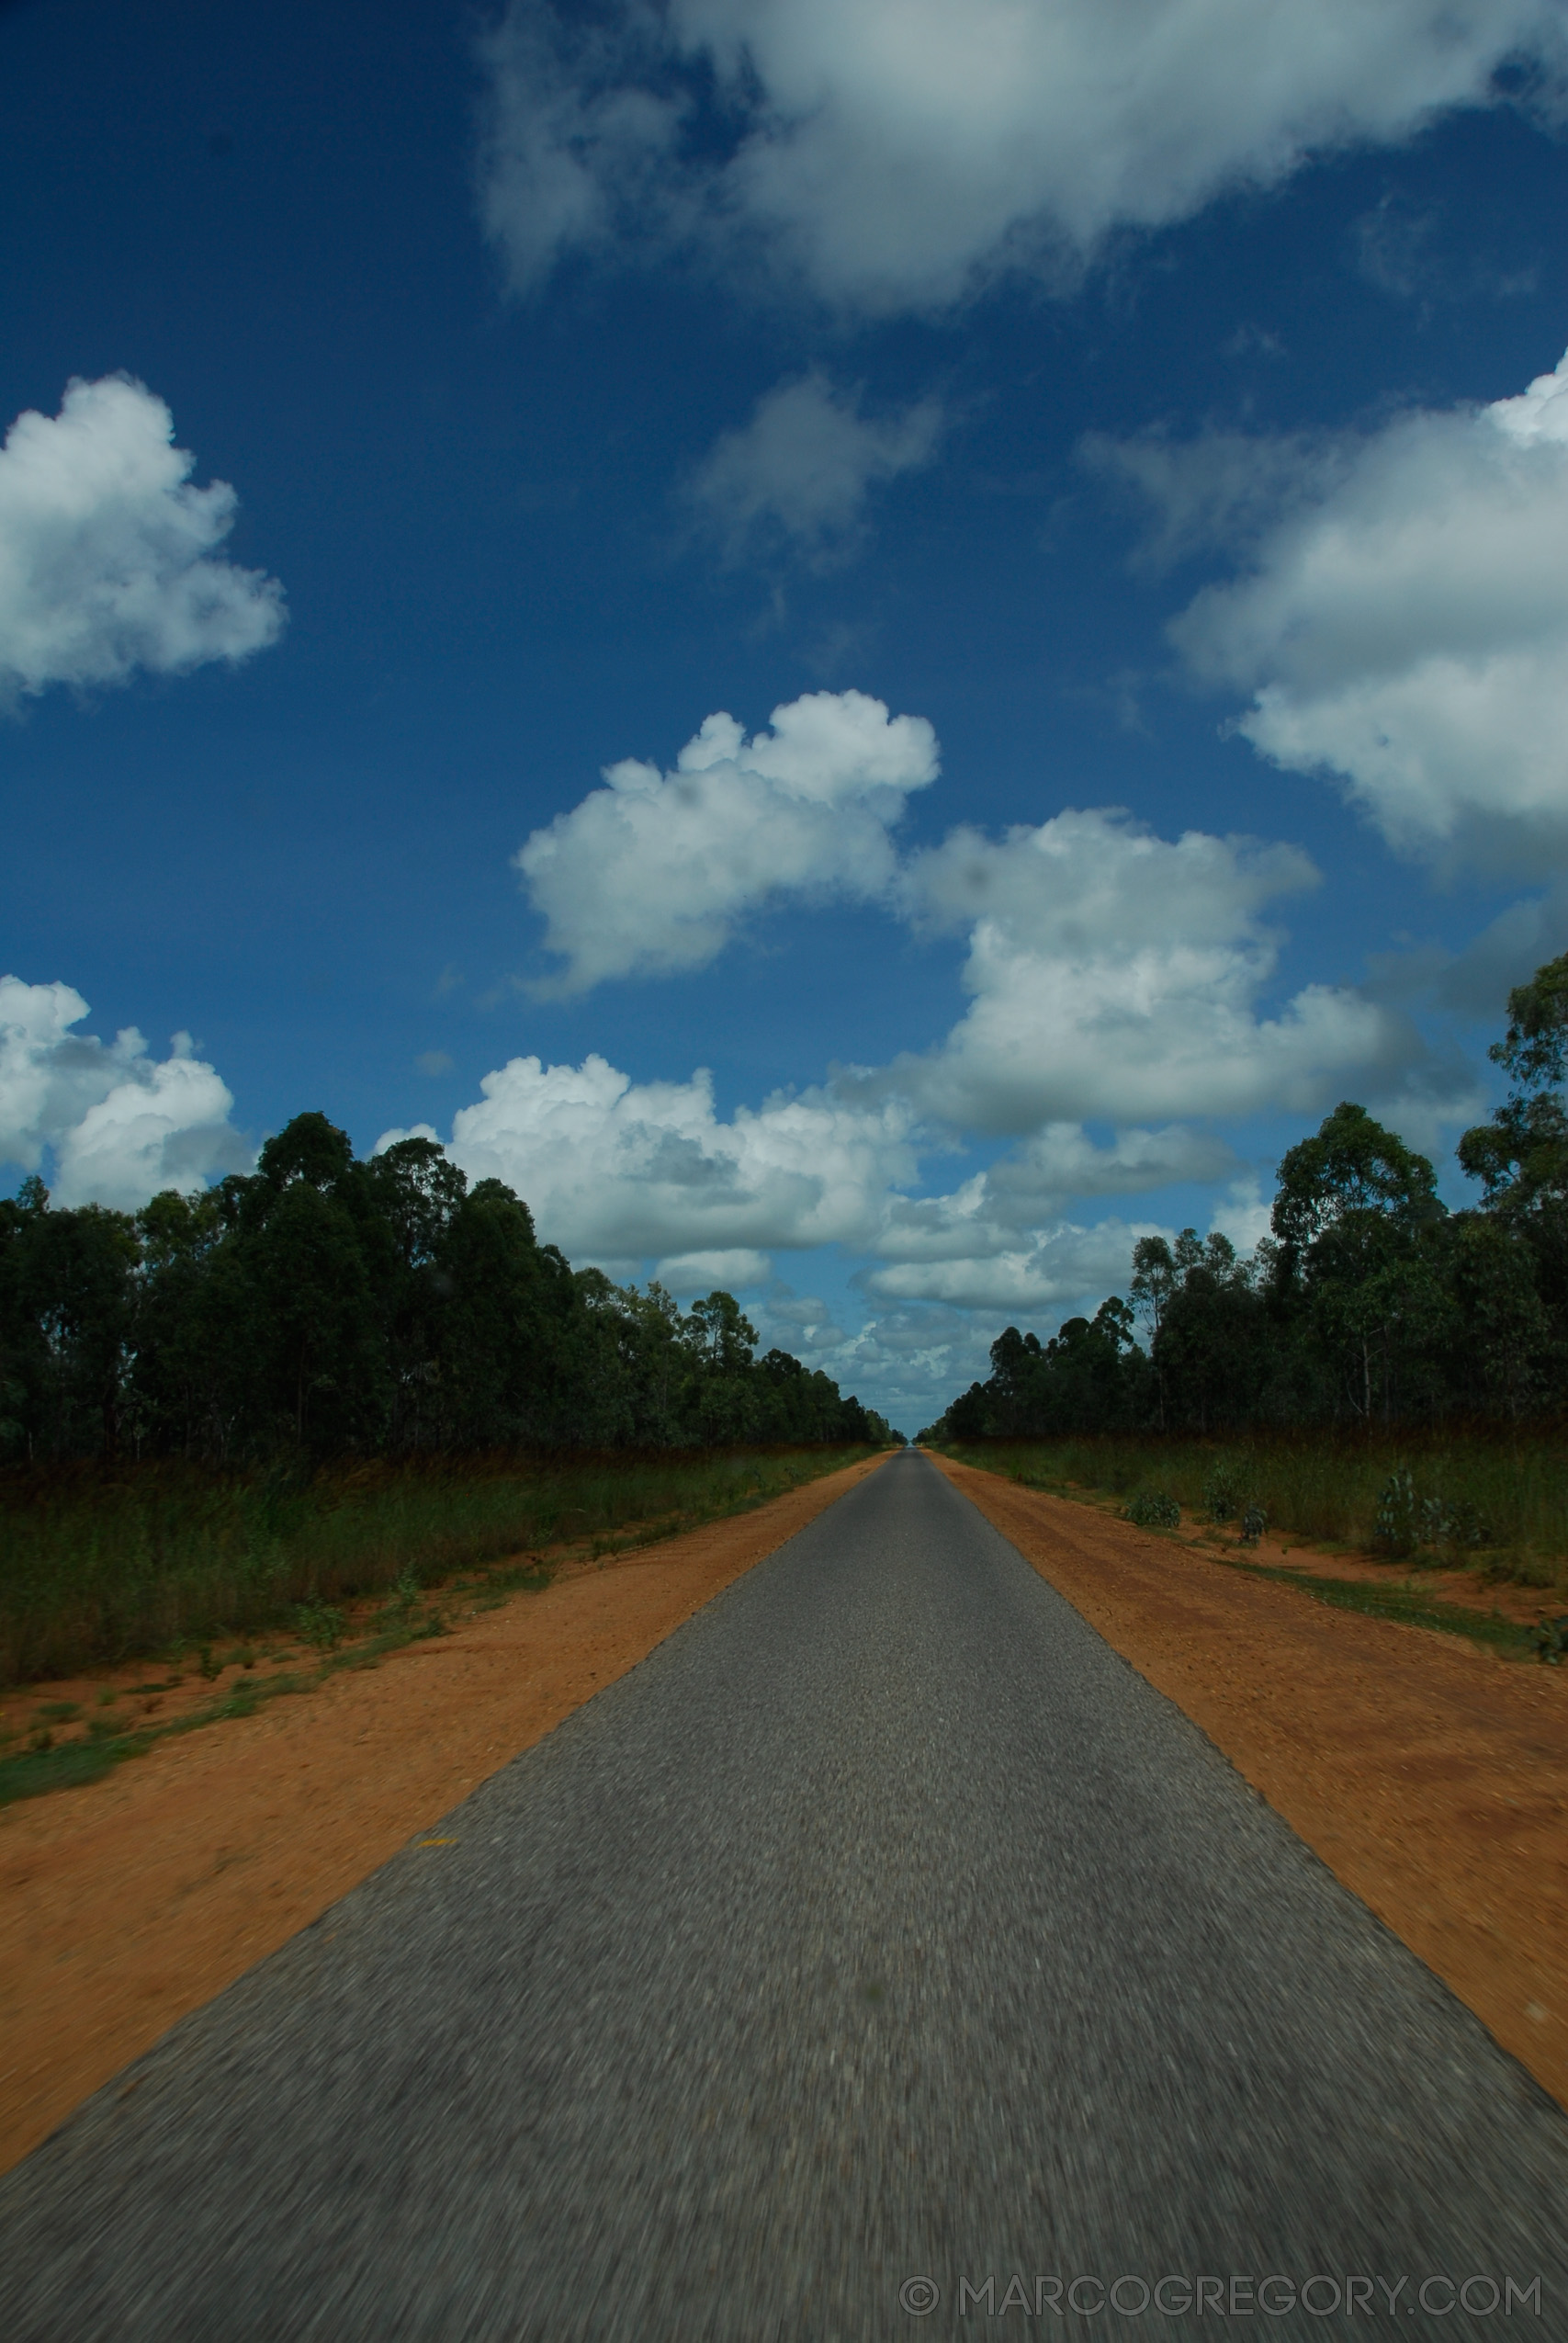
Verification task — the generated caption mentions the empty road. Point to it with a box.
[3,1449,1563,2337]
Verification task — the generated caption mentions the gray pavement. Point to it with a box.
[2,1449,1563,2338]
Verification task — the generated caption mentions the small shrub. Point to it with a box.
[1202,1466,1247,1522]
[196,1645,220,1681]
[1482,1548,1559,1590]
[1378,1472,1493,1561]
[1239,1504,1267,1546]
[292,1600,347,1652]
[1528,1615,1568,1665]
[1418,1495,1490,1553]
[1374,1469,1420,1557]
[1125,1489,1180,1530]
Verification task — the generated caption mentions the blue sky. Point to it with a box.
[4,0,1568,1429]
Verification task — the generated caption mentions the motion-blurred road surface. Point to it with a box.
[3,1450,1563,2337]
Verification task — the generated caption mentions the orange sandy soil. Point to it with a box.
[0,1452,889,2179]
[1039,1480,1564,1629]
[936,1454,1568,2111]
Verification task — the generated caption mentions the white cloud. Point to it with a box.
[389,804,1423,1279]
[379,1050,920,1267]
[886,807,1409,1131]
[742,1285,998,1427]
[515,689,938,992]
[774,1293,999,1425]
[1132,348,1568,866]
[479,0,1567,312]
[1208,1176,1274,1256]
[0,376,284,704]
[689,370,942,561]
[401,706,1444,1330]
[868,1123,1233,1276]
[395,696,1471,1425]
[758,1285,848,1352]
[654,1247,772,1293]
[476,2,686,298]
[863,1218,1158,1313]
[0,978,249,1211]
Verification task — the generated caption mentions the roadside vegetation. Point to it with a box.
[0,1443,880,1688]
[0,1441,881,1803]
[936,1432,1568,1602]
[0,1104,899,1703]
[919,956,1568,1605]
[1,1112,893,1463]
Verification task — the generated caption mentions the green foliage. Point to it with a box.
[923,961,1568,1452]
[0,1734,134,1806]
[291,1601,347,1651]
[0,1114,895,1470]
[942,1432,1566,1594]
[1201,1463,1250,1522]
[1529,1615,1568,1665]
[1488,953,1568,1093]
[0,1443,874,1683]
[1374,1468,1420,1558]
[1124,1488,1180,1529]
[1227,1558,1536,1658]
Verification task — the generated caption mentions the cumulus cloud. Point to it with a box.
[0,978,249,1211]
[654,1247,772,1293]
[870,1123,1233,1273]
[390,809,1424,1279]
[0,376,284,704]
[378,1051,921,1268]
[689,370,942,562]
[886,807,1410,1131]
[1119,348,1568,866]
[863,1217,1160,1312]
[397,695,1472,1421]
[479,0,1567,312]
[742,1285,997,1427]
[515,689,938,992]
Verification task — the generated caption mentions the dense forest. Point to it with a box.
[0,1114,894,1461]
[923,954,1568,1445]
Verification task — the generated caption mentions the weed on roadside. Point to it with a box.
[0,1737,137,1804]
[1529,1615,1568,1665]
[1220,1555,1536,1658]
[292,1601,347,1652]
[942,1433,1566,1596]
[0,1444,874,1684]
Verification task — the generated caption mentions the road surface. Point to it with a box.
[3,1449,1563,2337]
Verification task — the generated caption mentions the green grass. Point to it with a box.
[1218,1556,1536,1656]
[0,1444,879,1686]
[937,1431,1568,1595]
[0,1574,464,1805]
[0,1736,134,1803]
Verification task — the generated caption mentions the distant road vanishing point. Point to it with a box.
[3,1450,1564,2338]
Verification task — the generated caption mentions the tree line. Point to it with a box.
[0,1114,896,1462]
[924,954,1568,1444]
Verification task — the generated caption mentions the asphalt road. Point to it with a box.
[3,1450,1564,2338]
